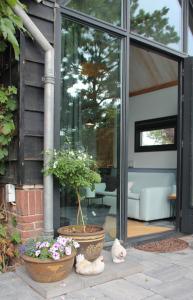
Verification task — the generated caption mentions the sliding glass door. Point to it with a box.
[59,18,122,241]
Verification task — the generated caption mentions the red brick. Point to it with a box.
[17,223,35,231]
[16,190,29,216]
[28,191,35,215]
[34,221,44,229]
[17,214,43,224]
[20,229,43,240]
[35,190,43,214]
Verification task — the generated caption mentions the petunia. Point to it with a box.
[73,241,80,249]
[65,246,72,256]
[35,250,41,257]
[52,252,60,260]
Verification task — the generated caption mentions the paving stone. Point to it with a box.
[0,273,43,300]
[145,264,187,282]
[2,238,193,300]
[124,273,162,290]
[143,295,168,300]
[151,277,193,300]
[16,250,142,299]
[83,279,153,300]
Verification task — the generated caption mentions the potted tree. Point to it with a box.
[44,149,105,261]
[20,236,79,282]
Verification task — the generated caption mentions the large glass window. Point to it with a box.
[66,0,123,27]
[60,18,121,241]
[130,0,182,51]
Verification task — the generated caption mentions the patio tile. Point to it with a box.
[16,250,142,299]
[124,273,162,289]
[151,277,193,300]
[145,264,188,282]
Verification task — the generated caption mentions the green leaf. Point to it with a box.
[0,224,7,238]
[1,121,14,135]
[6,0,18,7]
[11,231,21,244]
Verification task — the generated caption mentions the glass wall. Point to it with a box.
[66,0,123,27]
[130,0,182,51]
[188,1,193,55]
[60,18,121,241]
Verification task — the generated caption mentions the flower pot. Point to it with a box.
[22,253,75,283]
[57,224,104,261]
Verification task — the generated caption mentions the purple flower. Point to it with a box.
[19,244,27,255]
[36,242,41,249]
[39,241,50,248]
[52,242,60,250]
[65,246,72,256]
[57,236,67,246]
[52,252,60,260]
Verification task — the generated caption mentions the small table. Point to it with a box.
[168,194,176,221]
[86,194,104,206]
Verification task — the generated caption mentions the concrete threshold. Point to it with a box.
[16,250,142,299]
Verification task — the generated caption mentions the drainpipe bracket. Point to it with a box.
[42,76,55,84]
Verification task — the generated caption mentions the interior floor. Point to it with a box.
[104,216,174,239]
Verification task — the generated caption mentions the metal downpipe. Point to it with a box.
[13,4,55,237]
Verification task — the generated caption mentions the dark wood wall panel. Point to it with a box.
[24,111,44,136]
[18,0,54,184]
[30,16,54,44]
[26,0,54,22]
[0,162,18,184]
[24,137,43,160]
[24,86,44,112]
[23,161,43,184]
[24,38,44,63]
[24,61,44,87]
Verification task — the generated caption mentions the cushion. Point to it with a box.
[128,192,140,200]
[102,175,117,191]
[128,181,134,192]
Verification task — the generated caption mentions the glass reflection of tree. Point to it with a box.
[61,20,120,159]
[130,0,180,45]
[147,128,175,145]
[67,0,122,27]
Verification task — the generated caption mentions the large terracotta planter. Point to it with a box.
[57,225,105,261]
[22,253,75,283]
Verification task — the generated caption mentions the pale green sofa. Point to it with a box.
[95,171,176,221]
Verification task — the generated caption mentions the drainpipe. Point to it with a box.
[13,4,54,237]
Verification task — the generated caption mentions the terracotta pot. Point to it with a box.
[22,253,75,283]
[57,224,105,261]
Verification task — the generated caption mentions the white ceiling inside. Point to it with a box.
[129,45,178,94]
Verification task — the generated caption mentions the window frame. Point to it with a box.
[135,115,177,152]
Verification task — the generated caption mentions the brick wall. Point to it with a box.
[0,184,44,240]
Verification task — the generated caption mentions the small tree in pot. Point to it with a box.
[44,149,104,261]
[44,149,101,230]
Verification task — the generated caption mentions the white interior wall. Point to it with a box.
[128,86,178,169]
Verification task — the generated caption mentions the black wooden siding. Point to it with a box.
[0,0,56,185]
[19,0,55,184]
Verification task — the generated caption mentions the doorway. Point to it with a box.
[127,43,179,238]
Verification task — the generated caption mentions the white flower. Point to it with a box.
[65,246,72,255]
[35,250,41,257]
[73,241,80,249]
[53,161,58,169]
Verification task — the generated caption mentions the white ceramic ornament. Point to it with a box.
[111,238,127,263]
[75,254,105,275]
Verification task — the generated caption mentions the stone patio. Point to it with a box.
[16,249,142,299]
[1,235,193,300]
